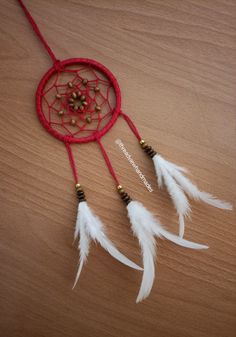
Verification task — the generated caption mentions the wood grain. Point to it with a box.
[0,1,236,336]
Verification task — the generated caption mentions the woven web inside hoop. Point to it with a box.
[36,59,121,143]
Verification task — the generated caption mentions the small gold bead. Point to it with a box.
[77,91,82,97]
[82,101,88,106]
[70,119,76,126]
[142,142,148,149]
[74,105,79,111]
[94,86,100,92]
[140,139,145,145]
[79,105,84,111]
[55,93,61,99]
[68,98,74,103]
[71,92,77,99]
[82,79,88,85]
[95,105,101,112]
[75,183,81,191]
[68,82,73,88]
[86,116,91,123]
[80,95,86,101]
[117,185,123,190]
[58,110,64,116]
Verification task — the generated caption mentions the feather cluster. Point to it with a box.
[73,201,142,288]
[153,154,232,237]
[127,201,208,302]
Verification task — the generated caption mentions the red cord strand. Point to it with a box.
[96,138,120,185]
[65,142,79,183]
[120,111,142,141]
[17,0,58,64]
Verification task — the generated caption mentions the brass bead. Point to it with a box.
[70,119,76,126]
[95,105,101,112]
[117,185,123,191]
[58,110,64,116]
[71,92,77,99]
[94,86,100,92]
[140,139,145,145]
[68,82,73,88]
[75,183,81,191]
[74,105,79,111]
[82,79,88,85]
[140,141,147,148]
[77,91,82,97]
[82,101,88,106]
[80,95,86,101]
[68,98,74,103]
[86,116,92,123]
[79,105,84,111]
[55,93,61,99]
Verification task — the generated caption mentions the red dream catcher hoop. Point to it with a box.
[18,0,231,303]
[36,58,121,144]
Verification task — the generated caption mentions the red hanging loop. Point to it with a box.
[17,0,58,64]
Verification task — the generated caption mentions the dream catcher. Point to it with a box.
[18,0,232,302]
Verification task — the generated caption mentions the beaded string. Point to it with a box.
[120,112,157,158]
[96,137,132,204]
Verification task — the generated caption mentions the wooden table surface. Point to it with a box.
[0,1,236,336]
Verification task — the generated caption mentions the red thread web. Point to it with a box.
[40,64,116,139]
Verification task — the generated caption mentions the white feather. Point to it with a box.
[73,219,90,288]
[127,201,208,302]
[153,155,164,188]
[73,201,142,288]
[153,155,190,237]
[163,163,232,210]
[127,201,156,303]
[153,154,232,237]
[74,203,81,241]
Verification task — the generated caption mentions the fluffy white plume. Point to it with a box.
[155,157,190,237]
[127,201,208,302]
[73,201,142,288]
[127,202,156,303]
[153,154,232,237]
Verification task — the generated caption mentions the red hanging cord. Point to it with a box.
[120,111,142,142]
[17,0,58,64]
[96,138,120,186]
[65,143,79,184]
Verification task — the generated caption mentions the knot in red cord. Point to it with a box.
[54,59,63,72]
